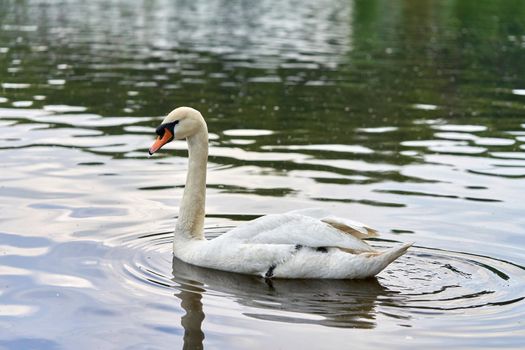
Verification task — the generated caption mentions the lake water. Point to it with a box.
[1,0,525,348]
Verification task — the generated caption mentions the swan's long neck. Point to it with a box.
[175,124,208,240]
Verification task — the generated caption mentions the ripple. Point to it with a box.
[2,24,38,32]
[26,113,151,127]
[432,124,488,132]
[357,126,398,133]
[228,139,255,145]
[1,83,31,89]
[402,140,487,154]
[248,76,282,83]
[110,230,525,330]
[412,103,439,111]
[37,272,94,289]
[0,245,49,257]
[43,105,87,113]
[12,101,33,108]
[0,305,37,317]
[262,144,374,154]
[223,129,274,137]
[47,79,66,86]
[490,152,525,160]
[429,145,486,154]
[434,132,478,141]
[379,244,525,312]
[474,137,515,146]
[468,167,525,178]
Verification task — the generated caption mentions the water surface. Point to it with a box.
[1,0,525,349]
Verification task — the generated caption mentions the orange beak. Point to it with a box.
[149,128,173,155]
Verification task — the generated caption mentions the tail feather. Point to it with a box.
[382,242,413,263]
[361,242,413,277]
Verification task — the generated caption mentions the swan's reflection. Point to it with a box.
[176,282,205,350]
[172,256,402,347]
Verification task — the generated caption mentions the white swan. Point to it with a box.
[148,107,411,279]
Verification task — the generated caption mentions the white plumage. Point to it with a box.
[149,107,412,279]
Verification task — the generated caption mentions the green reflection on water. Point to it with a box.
[1,0,524,132]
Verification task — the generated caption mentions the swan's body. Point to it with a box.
[149,107,411,279]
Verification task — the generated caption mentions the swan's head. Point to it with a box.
[149,106,205,155]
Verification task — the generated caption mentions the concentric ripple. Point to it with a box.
[110,228,525,330]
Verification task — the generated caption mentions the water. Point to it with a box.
[1,0,525,348]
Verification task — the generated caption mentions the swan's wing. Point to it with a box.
[288,208,378,239]
[217,213,375,252]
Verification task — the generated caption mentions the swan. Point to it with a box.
[148,106,412,279]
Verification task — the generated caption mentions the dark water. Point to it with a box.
[1,0,525,348]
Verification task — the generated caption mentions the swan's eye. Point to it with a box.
[155,125,165,137]
[155,121,178,137]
